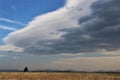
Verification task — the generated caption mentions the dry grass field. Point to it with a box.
[0,72,120,80]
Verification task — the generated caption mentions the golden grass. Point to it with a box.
[0,72,120,80]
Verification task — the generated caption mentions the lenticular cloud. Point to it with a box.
[4,0,120,55]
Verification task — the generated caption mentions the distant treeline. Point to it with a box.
[0,69,120,74]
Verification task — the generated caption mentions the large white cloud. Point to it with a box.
[2,0,120,55]
[2,0,96,54]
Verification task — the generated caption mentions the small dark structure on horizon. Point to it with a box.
[24,67,29,72]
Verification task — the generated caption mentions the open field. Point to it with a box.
[0,72,120,80]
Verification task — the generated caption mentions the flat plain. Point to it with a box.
[0,72,120,80]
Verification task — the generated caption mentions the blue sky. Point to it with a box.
[0,0,120,71]
[0,0,67,70]
[0,0,65,45]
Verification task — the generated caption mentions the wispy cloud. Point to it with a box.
[0,54,8,57]
[0,25,18,31]
[0,44,23,52]
[52,56,120,71]
[11,5,17,10]
[0,17,26,26]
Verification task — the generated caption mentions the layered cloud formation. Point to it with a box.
[3,0,120,55]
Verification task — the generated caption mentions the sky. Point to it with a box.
[0,0,120,71]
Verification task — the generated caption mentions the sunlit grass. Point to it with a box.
[0,72,120,80]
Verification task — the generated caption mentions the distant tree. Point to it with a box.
[24,67,29,72]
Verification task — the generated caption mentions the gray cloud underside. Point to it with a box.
[4,0,120,55]
[57,0,120,53]
[26,0,120,54]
